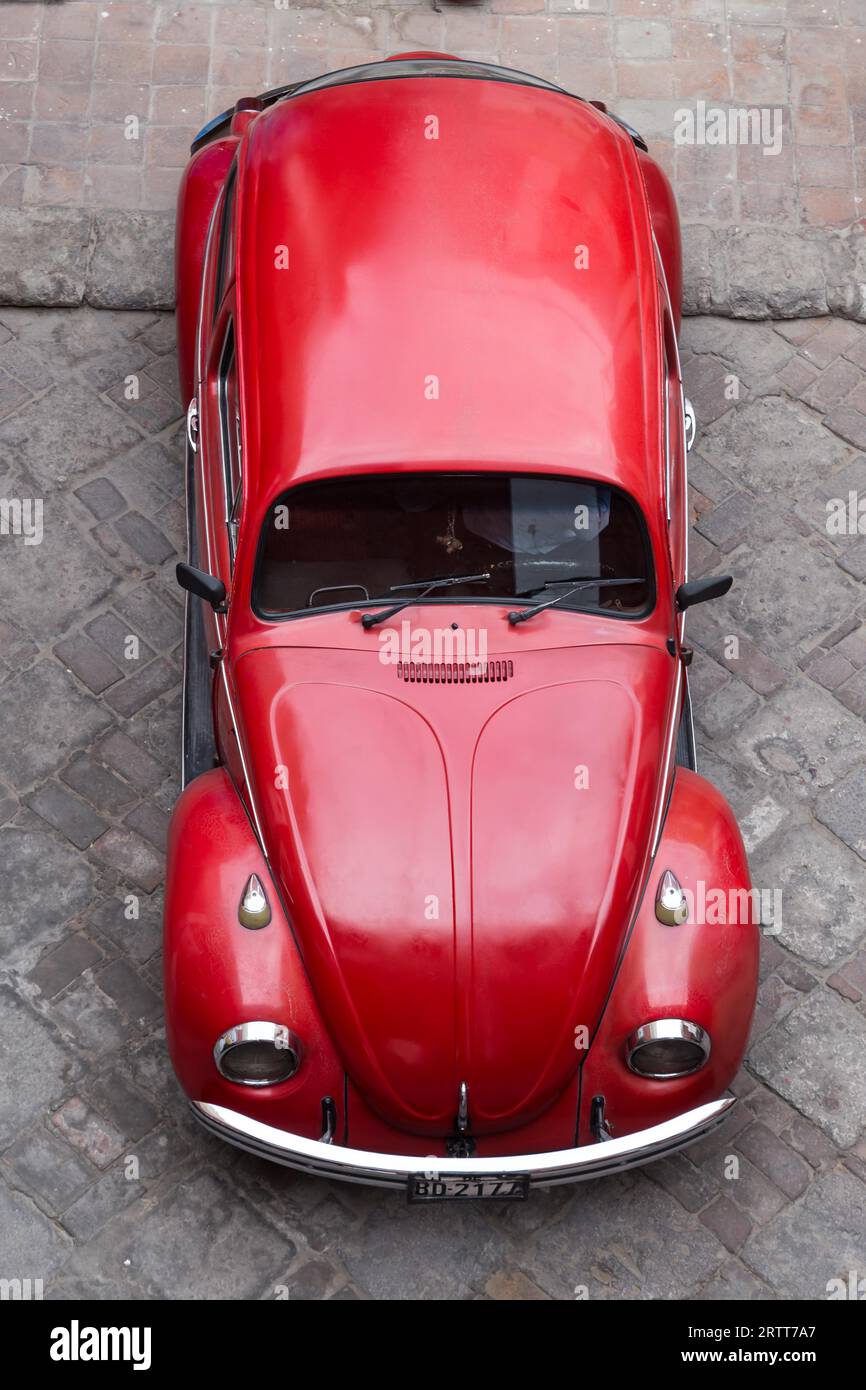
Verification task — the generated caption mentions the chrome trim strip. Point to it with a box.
[191,1096,735,1189]
[219,660,268,854]
[650,660,682,858]
[685,671,697,774]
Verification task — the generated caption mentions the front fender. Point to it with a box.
[579,768,759,1141]
[163,769,344,1138]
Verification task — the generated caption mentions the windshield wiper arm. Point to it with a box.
[361,572,491,629]
[508,577,644,625]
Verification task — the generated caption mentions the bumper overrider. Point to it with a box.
[191,1095,735,1190]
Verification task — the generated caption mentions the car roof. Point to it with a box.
[234,63,663,518]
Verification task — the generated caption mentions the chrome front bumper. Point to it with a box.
[191,1096,735,1190]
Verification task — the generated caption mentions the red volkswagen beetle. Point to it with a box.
[166,54,758,1199]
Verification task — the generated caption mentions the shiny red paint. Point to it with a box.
[167,55,757,1175]
[174,135,237,406]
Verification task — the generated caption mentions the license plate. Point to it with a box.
[408,1174,530,1202]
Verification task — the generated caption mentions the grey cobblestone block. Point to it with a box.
[646,1151,718,1214]
[696,1259,775,1301]
[699,395,854,497]
[112,511,176,566]
[0,368,30,419]
[750,989,866,1148]
[0,501,118,639]
[130,440,185,501]
[784,1115,838,1170]
[1,827,94,967]
[699,1193,752,1253]
[0,1183,73,1284]
[124,800,169,852]
[61,1166,144,1242]
[836,666,866,717]
[93,728,166,792]
[104,657,177,719]
[86,611,155,666]
[527,1173,726,1300]
[74,476,126,521]
[95,960,161,1027]
[751,825,866,967]
[128,1124,192,1182]
[90,827,163,893]
[695,677,759,739]
[724,636,787,698]
[3,1129,95,1214]
[804,647,857,690]
[83,1067,160,1146]
[89,892,162,965]
[735,1122,811,1200]
[694,491,754,552]
[817,764,866,860]
[744,1169,866,1300]
[483,1268,549,1301]
[273,1259,340,1302]
[54,633,123,695]
[114,587,182,653]
[106,375,181,435]
[827,947,866,1006]
[0,206,91,306]
[142,354,181,402]
[0,662,113,786]
[836,537,866,582]
[834,627,866,668]
[825,405,866,451]
[0,986,82,1150]
[728,1156,787,1225]
[0,380,141,488]
[61,754,139,816]
[27,781,108,849]
[28,933,104,999]
[52,978,130,1057]
[731,680,866,798]
[337,1196,513,1301]
[87,210,175,311]
[50,1096,126,1170]
[62,1170,295,1300]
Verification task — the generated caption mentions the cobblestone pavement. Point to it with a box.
[0,0,864,228]
[1,303,866,1300]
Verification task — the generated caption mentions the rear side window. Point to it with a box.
[218,320,242,562]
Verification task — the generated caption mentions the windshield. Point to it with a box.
[253,473,654,620]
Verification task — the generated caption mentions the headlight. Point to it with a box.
[626,1019,710,1078]
[213,1022,302,1086]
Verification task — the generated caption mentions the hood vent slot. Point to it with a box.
[396,660,514,685]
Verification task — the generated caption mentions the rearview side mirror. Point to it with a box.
[675,574,733,612]
[176,562,227,612]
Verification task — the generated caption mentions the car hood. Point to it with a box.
[233,640,673,1136]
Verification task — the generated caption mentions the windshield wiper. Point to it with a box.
[508,576,644,625]
[361,572,491,629]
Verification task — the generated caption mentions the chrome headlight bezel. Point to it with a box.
[213,1021,302,1086]
[626,1018,710,1079]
